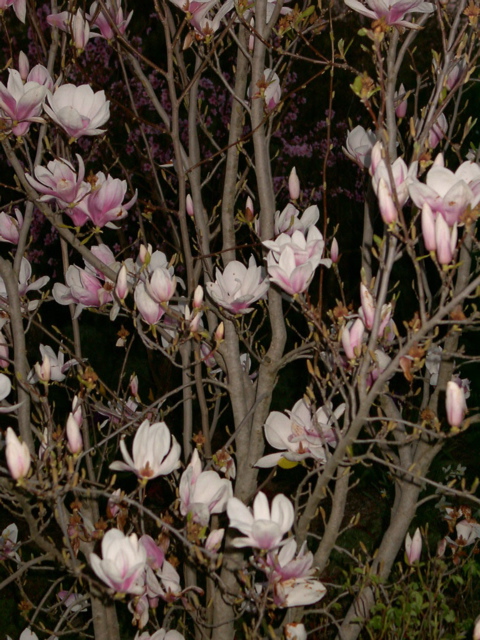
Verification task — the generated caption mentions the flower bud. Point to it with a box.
[186,194,194,217]
[405,527,422,564]
[129,374,139,398]
[205,528,225,551]
[421,202,436,252]
[138,243,152,265]
[360,284,375,330]
[66,412,83,454]
[115,264,128,301]
[18,51,29,81]
[435,215,455,265]
[288,167,300,200]
[331,237,339,264]
[6,427,31,480]
[446,380,467,428]
[214,322,224,342]
[395,83,407,118]
[378,178,397,225]
[245,196,254,223]
[34,354,51,383]
[193,285,204,309]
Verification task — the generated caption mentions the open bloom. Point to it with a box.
[5,427,31,480]
[47,9,94,51]
[0,0,26,22]
[110,419,181,480]
[44,84,110,139]
[0,208,23,244]
[179,450,232,525]
[0,69,48,136]
[256,398,343,468]
[227,491,294,550]
[344,0,434,29]
[273,204,319,237]
[90,528,146,594]
[206,256,269,314]
[267,538,327,607]
[75,172,137,228]
[53,264,114,318]
[408,154,480,226]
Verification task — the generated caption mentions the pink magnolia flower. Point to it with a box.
[47,9,94,51]
[405,528,422,563]
[360,283,392,334]
[44,84,110,140]
[146,267,177,304]
[0,69,48,136]
[267,538,327,607]
[206,256,269,314]
[53,264,114,318]
[5,427,31,480]
[408,154,480,226]
[66,412,83,454]
[26,155,91,225]
[0,523,19,562]
[256,398,343,468]
[109,419,181,480]
[179,449,233,525]
[227,491,294,550]
[343,125,376,169]
[29,345,76,383]
[76,172,137,228]
[370,142,409,207]
[134,282,165,325]
[273,204,319,237]
[395,83,407,118]
[90,528,146,594]
[262,69,281,110]
[88,0,133,40]
[428,112,447,149]
[0,0,26,22]
[435,215,457,265]
[0,208,23,244]
[341,318,365,360]
[446,380,467,428]
[344,0,434,29]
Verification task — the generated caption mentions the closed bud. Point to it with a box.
[331,237,339,264]
[186,194,194,217]
[193,285,204,308]
[214,322,224,342]
[34,354,51,383]
[129,373,139,398]
[66,412,83,454]
[288,167,300,200]
[446,380,467,428]
[245,196,254,222]
[421,202,436,252]
[138,244,152,265]
[205,528,225,551]
[378,178,397,225]
[18,51,29,81]
[405,527,422,564]
[6,427,31,480]
[115,264,128,301]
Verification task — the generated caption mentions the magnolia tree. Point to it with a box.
[0,0,480,639]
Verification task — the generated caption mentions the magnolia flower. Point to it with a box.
[0,208,22,244]
[284,624,307,640]
[110,419,181,480]
[53,264,114,318]
[57,590,89,613]
[288,167,300,200]
[341,318,365,360]
[344,0,434,29]
[88,0,133,40]
[29,344,76,383]
[261,69,281,110]
[5,427,31,480]
[90,528,146,594]
[206,256,269,314]
[179,450,233,525]
[256,398,343,468]
[66,412,83,454]
[273,204,320,237]
[370,142,409,207]
[26,155,91,223]
[343,125,376,169]
[47,9,94,51]
[428,112,447,149]
[446,380,467,428]
[395,83,407,118]
[134,282,165,325]
[227,491,294,550]
[76,172,137,228]
[0,0,26,22]
[408,155,480,227]
[0,69,48,136]
[435,215,457,265]
[0,523,19,562]
[268,538,327,607]
[135,630,185,640]
[146,267,177,304]
[405,528,422,563]
[455,519,480,546]
[44,84,110,140]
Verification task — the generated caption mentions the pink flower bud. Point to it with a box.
[129,373,139,398]
[446,380,467,428]
[378,178,398,225]
[421,202,436,252]
[341,318,365,360]
[331,237,339,264]
[288,167,300,200]
[245,196,254,222]
[395,84,407,118]
[428,113,447,149]
[18,51,29,81]
[138,244,152,265]
[360,284,376,330]
[205,528,225,551]
[435,215,455,265]
[115,265,128,301]
[6,427,31,480]
[214,322,224,342]
[405,527,422,564]
[71,395,83,426]
[186,194,194,217]
[34,354,51,383]
[66,412,83,454]
[193,285,204,309]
